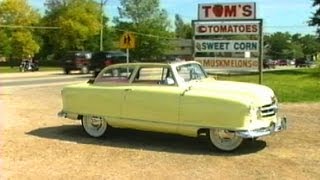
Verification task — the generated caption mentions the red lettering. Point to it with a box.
[224,5,237,17]
[198,26,207,33]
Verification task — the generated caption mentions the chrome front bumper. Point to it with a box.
[236,117,287,138]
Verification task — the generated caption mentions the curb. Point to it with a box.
[0,71,62,78]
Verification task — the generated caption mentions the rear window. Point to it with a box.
[95,67,134,83]
[132,66,176,86]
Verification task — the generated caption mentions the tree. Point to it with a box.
[299,35,320,56]
[0,30,11,57]
[115,0,172,61]
[42,0,102,57]
[174,14,192,39]
[309,0,320,35]
[264,32,292,59]
[0,0,40,59]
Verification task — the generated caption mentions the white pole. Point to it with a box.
[126,48,129,64]
[126,48,129,75]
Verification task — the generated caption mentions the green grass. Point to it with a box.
[214,68,320,103]
[0,66,61,73]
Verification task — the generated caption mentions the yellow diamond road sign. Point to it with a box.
[120,32,135,49]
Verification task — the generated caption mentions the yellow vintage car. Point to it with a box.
[58,61,287,151]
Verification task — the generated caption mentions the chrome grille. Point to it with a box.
[261,102,277,117]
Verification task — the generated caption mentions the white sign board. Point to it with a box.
[198,2,256,20]
[194,22,259,35]
[195,57,258,69]
[195,40,259,52]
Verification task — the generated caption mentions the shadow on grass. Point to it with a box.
[27,125,266,156]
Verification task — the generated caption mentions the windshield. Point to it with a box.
[176,63,207,82]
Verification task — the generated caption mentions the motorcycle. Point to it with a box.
[19,60,39,72]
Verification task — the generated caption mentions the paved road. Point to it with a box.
[0,71,92,88]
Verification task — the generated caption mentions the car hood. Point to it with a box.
[186,78,275,107]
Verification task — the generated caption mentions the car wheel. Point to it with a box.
[81,115,108,137]
[64,68,70,74]
[81,65,89,74]
[209,129,243,151]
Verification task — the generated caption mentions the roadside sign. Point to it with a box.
[194,22,259,35]
[195,57,258,69]
[193,1,263,83]
[194,40,259,52]
[120,32,135,49]
[198,2,256,20]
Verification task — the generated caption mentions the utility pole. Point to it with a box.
[100,0,108,51]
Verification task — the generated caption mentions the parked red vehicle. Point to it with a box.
[263,59,276,69]
[277,59,288,66]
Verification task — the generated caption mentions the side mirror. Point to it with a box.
[87,79,95,84]
[165,77,175,85]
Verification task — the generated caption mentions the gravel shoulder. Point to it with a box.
[1,86,319,179]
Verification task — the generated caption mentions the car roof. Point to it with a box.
[105,61,201,69]
[94,51,126,54]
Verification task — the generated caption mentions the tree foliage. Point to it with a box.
[265,32,320,60]
[309,0,320,35]
[115,0,172,61]
[42,0,101,55]
[265,32,291,59]
[174,14,192,39]
[0,0,40,58]
[0,30,11,56]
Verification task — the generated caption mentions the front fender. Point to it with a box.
[179,90,251,130]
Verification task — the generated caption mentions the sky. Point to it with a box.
[28,0,317,35]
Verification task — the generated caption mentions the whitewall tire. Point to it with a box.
[81,115,108,137]
[209,129,243,151]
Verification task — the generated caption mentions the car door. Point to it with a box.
[90,66,134,118]
[121,66,180,133]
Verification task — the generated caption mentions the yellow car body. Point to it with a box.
[58,61,286,151]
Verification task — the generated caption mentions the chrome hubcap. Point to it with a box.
[90,117,102,128]
[82,116,107,137]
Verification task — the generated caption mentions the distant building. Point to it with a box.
[164,39,193,60]
[0,52,6,62]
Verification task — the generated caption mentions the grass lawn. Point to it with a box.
[214,68,320,103]
[0,66,61,73]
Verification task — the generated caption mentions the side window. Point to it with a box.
[133,67,176,86]
[95,67,134,83]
